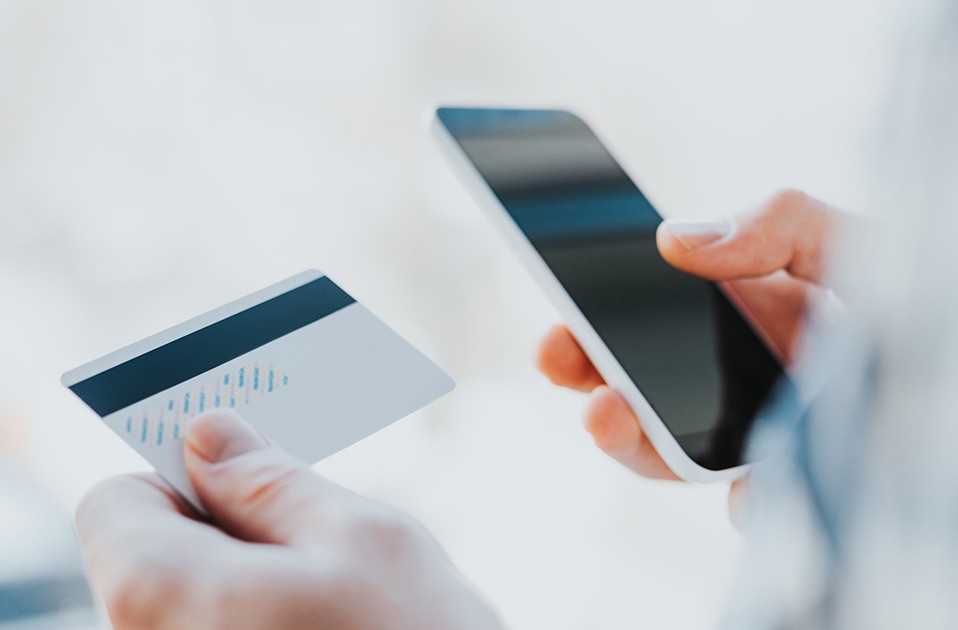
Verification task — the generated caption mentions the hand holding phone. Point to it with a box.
[537,189,839,488]
[433,107,843,481]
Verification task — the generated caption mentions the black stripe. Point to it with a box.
[71,276,355,417]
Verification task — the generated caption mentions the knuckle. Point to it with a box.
[350,508,425,561]
[103,556,192,629]
[74,493,101,539]
[236,457,309,513]
[104,553,233,630]
[75,476,127,531]
[764,188,808,220]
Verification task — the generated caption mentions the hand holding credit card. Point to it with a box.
[62,270,454,509]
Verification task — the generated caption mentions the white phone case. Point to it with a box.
[430,108,749,483]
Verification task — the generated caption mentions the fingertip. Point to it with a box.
[657,218,732,257]
[185,408,243,443]
[535,325,604,392]
[534,324,567,373]
[655,222,688,265]
[583,387,640,455]
[728,476,751,530]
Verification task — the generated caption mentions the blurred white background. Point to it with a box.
[0,1,906,627]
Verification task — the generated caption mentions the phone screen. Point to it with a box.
[438,107,787,470]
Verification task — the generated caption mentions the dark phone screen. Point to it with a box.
[438,107,786,470]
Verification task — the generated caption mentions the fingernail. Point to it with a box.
[662,219,730,250]
[186,410,268,463]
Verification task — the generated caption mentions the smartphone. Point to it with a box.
[431,107,790,482]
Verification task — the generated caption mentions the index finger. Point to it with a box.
[76,474,236,600]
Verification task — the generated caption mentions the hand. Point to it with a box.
[76,411,502,630]
[536,190,847,510]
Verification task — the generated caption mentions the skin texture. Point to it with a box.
[535,189,847,519]
[76,411,503,630]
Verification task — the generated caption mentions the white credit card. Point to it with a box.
[62,270,454,508]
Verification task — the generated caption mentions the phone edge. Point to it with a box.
[428,106,749,484]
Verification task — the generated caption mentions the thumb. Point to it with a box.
[656,189,844,284]
[184,410,344,548]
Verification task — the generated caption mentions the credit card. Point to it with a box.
[62,270,454,508]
